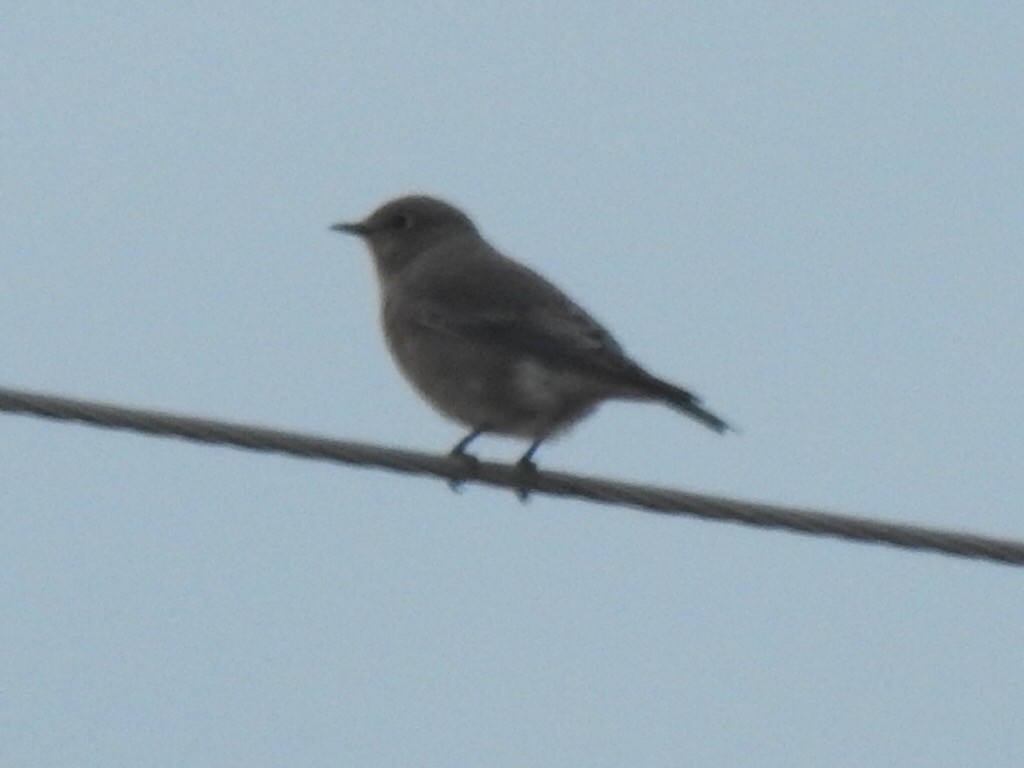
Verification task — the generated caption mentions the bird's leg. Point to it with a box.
[513,438,544,501]
[515,439,542,471]
[447,427,486,492]
[450,428,485,458]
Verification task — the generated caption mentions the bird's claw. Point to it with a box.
[447,449,480,492]
[515,457,538,502]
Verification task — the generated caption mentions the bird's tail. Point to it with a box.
[640,374,731,434]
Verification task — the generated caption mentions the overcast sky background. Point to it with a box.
[3,4,1023,766]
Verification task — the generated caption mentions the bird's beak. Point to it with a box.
[329,221,369,236]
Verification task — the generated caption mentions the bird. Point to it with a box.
[330,194,730,470]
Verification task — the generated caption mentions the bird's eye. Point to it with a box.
[390,213,412,231]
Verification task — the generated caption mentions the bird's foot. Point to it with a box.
[514,456,539,502]
[447,448,480,492]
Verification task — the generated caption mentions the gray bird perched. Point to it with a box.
[331,195,730,469]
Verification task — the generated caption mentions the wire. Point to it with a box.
[2,384,1022,566]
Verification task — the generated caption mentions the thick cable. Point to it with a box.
[2,385,1022,566]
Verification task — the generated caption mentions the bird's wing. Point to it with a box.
[416,301,626,365]
[395,253,641,379]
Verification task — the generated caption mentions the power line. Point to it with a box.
[2,384,1022,567]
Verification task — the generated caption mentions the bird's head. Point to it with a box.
[331,195,478,278]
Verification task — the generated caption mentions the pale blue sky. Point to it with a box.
[3,4,1022,766]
